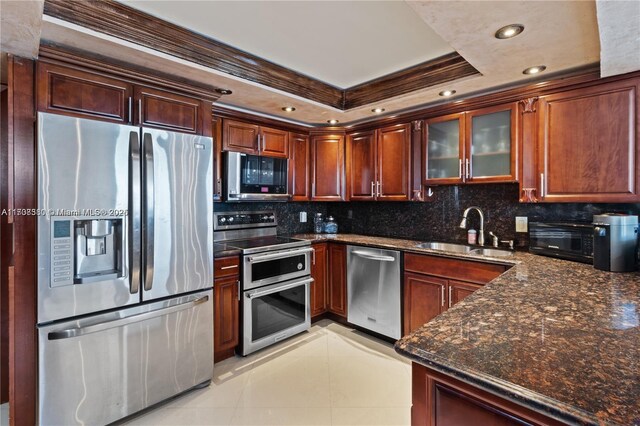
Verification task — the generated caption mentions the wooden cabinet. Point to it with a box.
[135,85,206,134]
[222,119,289,158]
[214,255,240,362]
[310,243,328,317]
[347,124,411,201]
[404,273,446,335]
[412,364,561,426]
[37,61,133,124]
[425,103,518,185]
[212,116,223,201]
[310,134,345,201]
[37,62,211,135]
[534,80,640,202]
[289,133,311,201]
[328,243,347,317]
[403,253,507,335]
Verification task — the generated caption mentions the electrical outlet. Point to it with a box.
[299,212,307,223]
[348,210,353,219]
[515,216,528,233]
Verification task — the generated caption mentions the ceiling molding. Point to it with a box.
[42,0,480,111]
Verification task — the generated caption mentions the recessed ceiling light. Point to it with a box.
[327,119,339,125]
[282,106,296,112]
[523,65,547,75]
[439,90,456,97]
[371,108,385,114]
[495,24,524,39]
[215,88,233,95]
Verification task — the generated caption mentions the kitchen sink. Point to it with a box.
[473,248,513,257]
[415,242,476,254]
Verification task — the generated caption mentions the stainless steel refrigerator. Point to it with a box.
[36,112,214,425]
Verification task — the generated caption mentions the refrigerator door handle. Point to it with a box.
[129,131,141,294]
[143,133,155,291]
[47,295,209,340]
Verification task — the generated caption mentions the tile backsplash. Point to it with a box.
[215,183,640,248]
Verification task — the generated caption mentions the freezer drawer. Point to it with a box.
[347,246,401,339]
[38,290,213,426]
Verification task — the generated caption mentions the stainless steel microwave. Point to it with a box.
[224,152,289,201]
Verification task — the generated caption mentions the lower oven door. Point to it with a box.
[242,277,313,356]
[244,246,313,289]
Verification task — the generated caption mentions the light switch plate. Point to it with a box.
[300,212,307,223]
[515,216,528,233]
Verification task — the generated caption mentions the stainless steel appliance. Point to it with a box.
[37,112,214,425]
[224,151,289,201]
[593,214,639,272]
[347,245,401,340]
[529,222,594,264]
[214,211,312,355]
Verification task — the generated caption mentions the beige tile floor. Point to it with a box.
[124,320,411,426]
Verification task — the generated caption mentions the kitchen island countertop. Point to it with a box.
[294,233,640,425]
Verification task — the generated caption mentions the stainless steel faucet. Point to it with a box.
[459,206,485,246]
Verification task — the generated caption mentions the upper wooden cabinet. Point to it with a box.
[222,119,289,158]
[37,62,211,135]
[288,133,311,201]
[310,134,345,201]
[425,103,518,185]
[347,124,411,201]
[535,80,640,202]
[37,62,134,124]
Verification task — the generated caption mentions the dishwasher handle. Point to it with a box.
[351,250,396,262]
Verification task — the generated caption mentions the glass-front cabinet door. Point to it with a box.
[466,103,517,182]
[425,113,465,184]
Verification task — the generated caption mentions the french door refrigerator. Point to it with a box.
[36,112,214,425]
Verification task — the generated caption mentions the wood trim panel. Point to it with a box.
[42,1,479,111]
[43,0,344,109]
[7,55,38,426]
[405,253,507,285]
[519,98,539,202]
[344,53,479,110]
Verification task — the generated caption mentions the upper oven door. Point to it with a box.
[225,152,289,201]
[243,246,313,290]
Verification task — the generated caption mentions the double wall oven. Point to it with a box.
[214,211,313,355]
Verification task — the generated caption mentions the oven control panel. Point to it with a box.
[214,211,277,230]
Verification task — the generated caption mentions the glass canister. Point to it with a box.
[314,213,324,234]
[323,216,338,234]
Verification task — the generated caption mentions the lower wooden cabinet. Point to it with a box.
[310,243,328,318]
[214,255,240,362]
[412,363,561,426]
[328,243,347,317]
[403,253,507,335]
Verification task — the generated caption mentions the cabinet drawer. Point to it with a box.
[405,253,506,284]
[214,256,240,279]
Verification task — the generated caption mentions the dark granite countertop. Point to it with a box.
[294,233,640,426]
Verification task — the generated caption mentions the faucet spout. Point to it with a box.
[459,206,485,246]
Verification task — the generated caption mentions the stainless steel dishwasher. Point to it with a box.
[347,245,401,339]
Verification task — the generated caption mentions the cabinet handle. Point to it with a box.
[376,181,381,197]
[257,134,262,152]
[312,248,316,265]
[441,286,445,307]
[237,280,241,301]
[371,181,375,197]
[128,97,133,124]
[458,159,463,179]
[448,286,452,308]
[540,173,545,198]
[220,264,238,270]
[312,183,315,197]
[216,178,222,196]
[465,159,470,179]
[138,99,142,124]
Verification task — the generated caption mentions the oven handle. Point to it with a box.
[246,277,314,299]
[247,247,314,264]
